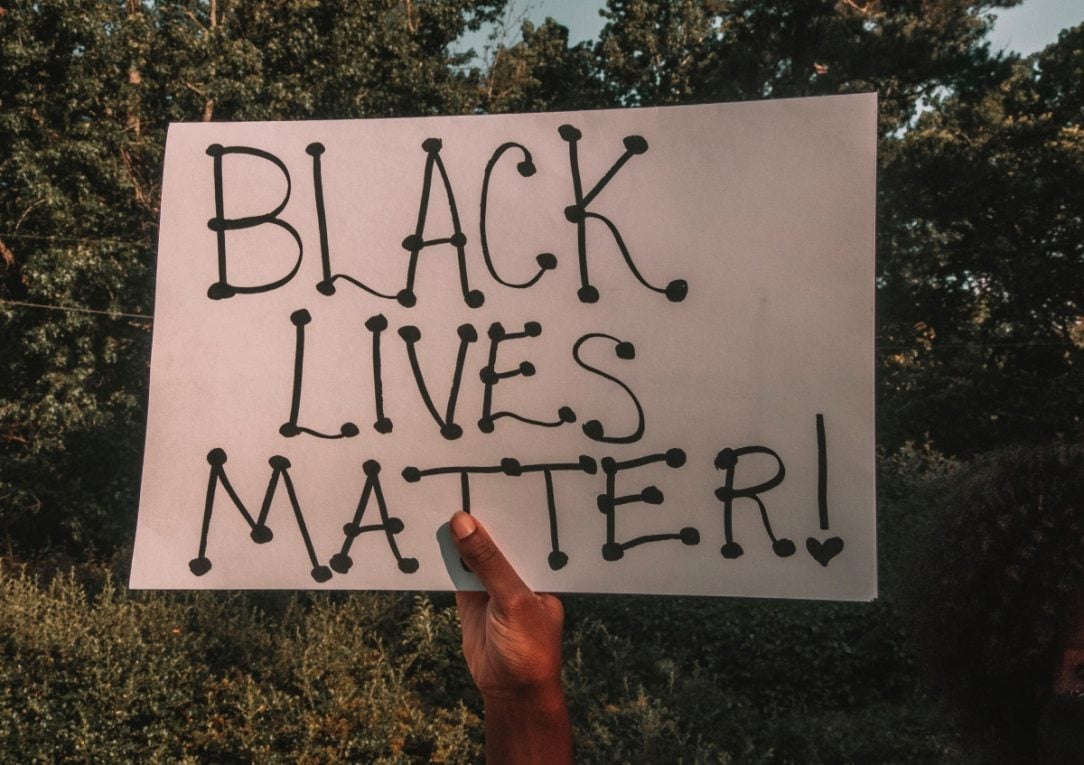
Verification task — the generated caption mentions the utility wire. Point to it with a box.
[4,298,1076,349]
[0,298,152,321]
[0,232,150,247]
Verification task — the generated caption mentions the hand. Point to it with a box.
[450,511,572,763]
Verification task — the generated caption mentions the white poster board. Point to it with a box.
[131,94,877,599]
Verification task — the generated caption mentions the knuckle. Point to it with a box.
[464,536,500,568]
[503,591,533,614]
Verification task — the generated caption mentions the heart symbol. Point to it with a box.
[806,536,844,567]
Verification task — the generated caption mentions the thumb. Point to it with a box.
[450,511,531,605]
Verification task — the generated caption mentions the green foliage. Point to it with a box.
[0,2,153,551]
[877,25,1084,454]
[2,4,1082,759]
[0,450,999,760]
[480,18,613,113]
[0,569,484,762]
[0,546,970,764]
[0,0,504,552]
[3,0,1080,550]
[592,0,1014,134]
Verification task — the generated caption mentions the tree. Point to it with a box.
[593,0,1015,135]
[479,17,612,113]
[2,0,1079,557]
[0,0,505,553]
[577,1,1081,454]
[0,0,154,552]
[877,25,1084,454]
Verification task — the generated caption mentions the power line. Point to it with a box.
[1,295,1078,351]
[0,298,152,321]
[0,232,150,247]
[4,298,1075,349]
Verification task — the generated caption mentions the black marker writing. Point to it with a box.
[311,143,397,300]
[329,460,419,575]
[597,448,699,561]
[402,459,509,572]
[399,323,478,440]
[506,455,598,570]
[402,460,508,511]
[479,142,557,288]
[189,449,333,582]
[205,144,304,299]
[280,309,359,439]
[404,455,597,570]
[572,333,644,443]
[713,446,795,559]
[557,125,688,304]
[806,413,844,566]
[816,415,828,530]
[365,314,394,434]
[399,138,484,308]
[478,321,576,434]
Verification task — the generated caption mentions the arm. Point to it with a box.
[450,511,573,764]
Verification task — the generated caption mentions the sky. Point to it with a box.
[462,0,1084,56]
[988,0,1083,53]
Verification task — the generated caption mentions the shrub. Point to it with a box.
[0,446,982,762]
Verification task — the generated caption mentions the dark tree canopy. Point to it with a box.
[592,0,1013,134]
[1,0,1081,554]
[878,24,1084,454]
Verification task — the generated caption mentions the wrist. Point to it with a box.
[482,679,567,714]
[482,683,572,765]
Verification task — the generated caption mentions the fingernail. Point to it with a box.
[450,511,477,541]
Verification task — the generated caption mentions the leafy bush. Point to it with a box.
[0,533,971,764]
[0,568,483,763]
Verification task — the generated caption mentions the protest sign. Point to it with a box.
[130,94,877,598]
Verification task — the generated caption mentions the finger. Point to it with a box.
[450,511,531,606]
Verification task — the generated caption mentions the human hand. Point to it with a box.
[450,511,572,763]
